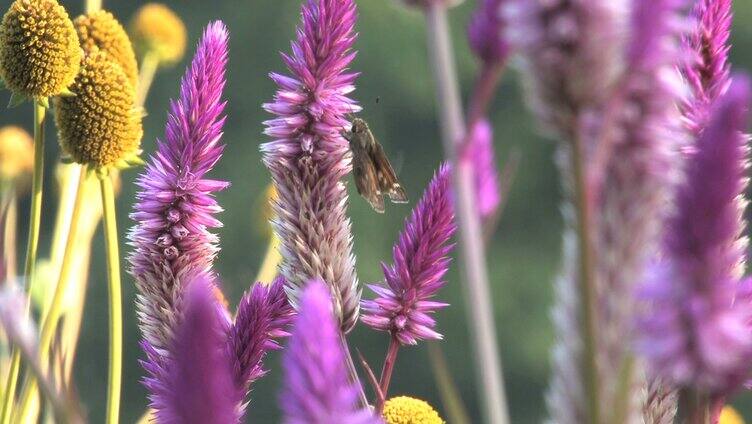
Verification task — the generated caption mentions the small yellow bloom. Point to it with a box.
[53,50,142,170]
[129,3,186,66]
[0,0,81,100]
[0,126,33,181]
[719,406,745,424]
[383,396,445,424]
[74,10,138,87]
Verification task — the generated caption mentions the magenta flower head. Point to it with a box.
[467,119,501,221]
[637,77,752,394]
[280,280,380,424]
[128,21,229,355]
[468,0,509,65]
[262,0,362,332]
[149,274,242,424]
[229,276,295,396]
[361,164,456,345]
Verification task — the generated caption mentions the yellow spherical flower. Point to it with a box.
[74,10,138,87]
[129,3,186,66]
[720,406,745,424]
[0,126,33,181]
[0,0,81,99]
[383,396,445,424]
[54,50,142,170]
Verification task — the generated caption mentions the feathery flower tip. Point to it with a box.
[74,10,138,87]
[361,164,456,345]
[54,50,142,170]
[382,396,444,424]
[0,126,33,181]
[0,0,81,99]
[281,280,379,424]
[130,3,187,65]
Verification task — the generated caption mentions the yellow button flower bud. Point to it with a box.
[0,0,81,100]
[720,406,745,424]
[54,50,142,170]
[74,10,138,87]
[0,126,33,181]
[129,3,186,66]
[383,396,445,424]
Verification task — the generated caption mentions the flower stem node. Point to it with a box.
[0,0,82,101]
[53,50,142,171]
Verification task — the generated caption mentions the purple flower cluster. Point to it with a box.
[638,78,752,394]
[261,0,361,333]
[361,165,456,345]
[280,281,380,424]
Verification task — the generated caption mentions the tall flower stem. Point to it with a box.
[85,0,102,13]
[678,390,710,424]
[99,173,122,424]
[339,333,369,409]
[376,336,400,413]
[570,133,600,424]
[423,4,509,424]
[1,103,46,424]
[466,63,504,130]
[15,166,87,423]
[254,234,281,284]
[136,51,159,107]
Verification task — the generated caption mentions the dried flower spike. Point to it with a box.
[130,3,187,66]
[382,396,444,424]
[280,280,380,424]
[361,164,456,345]
[53,50,142,170]
[262,0,361,332]
[0,0,81,101]
[74,10,139,87]
[0,126,33,182]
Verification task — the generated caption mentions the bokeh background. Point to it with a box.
[2,0,752,422]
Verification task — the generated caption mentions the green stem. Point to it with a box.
[1,103,46,424]
[136,52,160,107]
[570,134,601,424]
[85,0,102,13]
[99,173,122,424]
[15,166,87,423]
[678,389,710,424]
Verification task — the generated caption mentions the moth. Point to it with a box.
[342,118,408,213]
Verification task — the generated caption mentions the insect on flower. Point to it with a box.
[343,118,408,213]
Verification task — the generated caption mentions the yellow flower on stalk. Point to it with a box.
[720,406,745,424]
[53,50,142,171]
[0,0,81,101]
[0,126,33,182]
[383,396,445,424]
[129,3,186,66]
[74,10,138,87]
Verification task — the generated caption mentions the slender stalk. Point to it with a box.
[15,166,87,423]
[570,133,601,424]
[678,389,710,424]
[254,234,281,284]
[376,336,400,413]
[1,103,46,424]
[423,4,509,424]
[3,191,17,282]
[466,63,504,131]
[427,343,471,424]
[136,52,160,107]
[339,332,369,409]
[99,174,122,424]
[85,0,102,13]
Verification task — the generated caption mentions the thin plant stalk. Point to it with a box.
[427,343,471,424]
[99,173,122,424]
[1,103,46,424]
[136,52,159,107]
[339,333,369,409]
[376,336,400,413]
[15,166,87,423]
[3,190,17,282]
[85,0,102,13]
[678,390,710,424]
[254,234,281,285]
[423,4,509,424]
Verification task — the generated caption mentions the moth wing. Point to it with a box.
[370,141,408,204]
[352,152,386,213]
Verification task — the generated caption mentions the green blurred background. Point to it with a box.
[2,0,752,422]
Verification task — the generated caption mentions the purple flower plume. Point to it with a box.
[467,119,501,221]
[261,0,362,332]
[361,164,456,345]
[149,275,242,424]
[229,276,295,395]
[280,280,380,424]
[680,0,732,134]
[468,0,509,66]
[128,22,229,355]
[638,77,752,394]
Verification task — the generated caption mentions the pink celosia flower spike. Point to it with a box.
[127,19,230,401]
[261,0,362,332]
[361,164,456,345]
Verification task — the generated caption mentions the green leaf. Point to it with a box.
[7,92,26,108]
